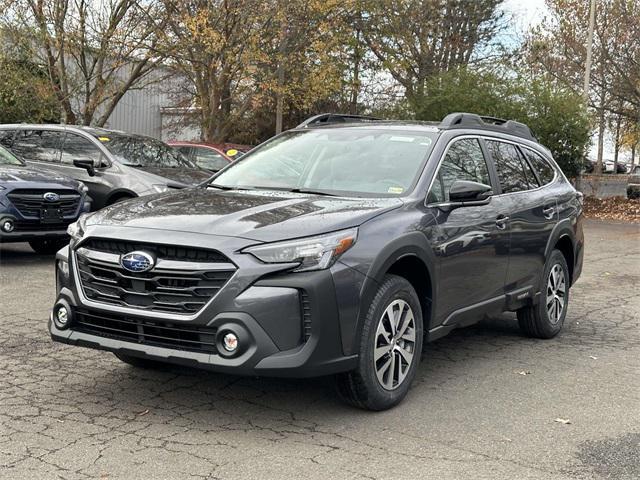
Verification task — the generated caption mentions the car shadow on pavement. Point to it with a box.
[74,315,528,422]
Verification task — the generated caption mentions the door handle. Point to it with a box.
[542,206,555,219]
[495,215,509,230]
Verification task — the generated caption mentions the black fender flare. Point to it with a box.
[543,218,576,284]
[106,189,137,205]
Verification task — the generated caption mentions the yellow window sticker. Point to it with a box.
[98,136,110,142]
[388,186,404,194]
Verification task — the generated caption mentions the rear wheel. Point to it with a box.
[518,249,570,339]
[28,238,68,255]
[336,274,423,411]
[114,353,168,370]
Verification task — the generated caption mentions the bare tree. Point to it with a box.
[2,0,168,126]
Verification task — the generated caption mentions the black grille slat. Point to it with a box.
[82,238,228,263]
[8,189,81,219]
[73,309,218,354]
[75,240,235,314]
[301,292,312,342]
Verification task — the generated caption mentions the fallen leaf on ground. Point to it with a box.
[583,196,640,222]
[517,370,531,375]
[137,409,149,416]
[589,355,598,360]
[554,418,571,424]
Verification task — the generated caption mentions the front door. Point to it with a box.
[426,137,510,328]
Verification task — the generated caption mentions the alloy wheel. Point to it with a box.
[373,299,417,390]
[546,264,566,325]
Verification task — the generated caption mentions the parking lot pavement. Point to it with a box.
[0,220,638,480]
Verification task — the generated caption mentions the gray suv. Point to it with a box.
[50,113,584,410]
[0,125,212,210]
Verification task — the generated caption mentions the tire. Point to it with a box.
[114,353,168,370]
[518,249,570,339]
[107,195,134,206]
[28,238,68,255]
[336,274,424,411]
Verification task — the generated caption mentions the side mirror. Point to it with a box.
[73,158,96,177]
[448,180,493,204]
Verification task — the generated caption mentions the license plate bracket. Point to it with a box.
[40,208,63,224]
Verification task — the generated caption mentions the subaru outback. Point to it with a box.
[50,113,584,410]
[0,144,91,254]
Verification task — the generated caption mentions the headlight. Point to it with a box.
[152,184,170,193]
[67,213,89,243]
[77,181,89,193]
[243,228,357,272]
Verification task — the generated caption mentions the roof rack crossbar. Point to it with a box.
[296,113,381,129]
[439,112,535,141]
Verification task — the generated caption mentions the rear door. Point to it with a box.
[485,139,557,298]
[192,146,230,172]
[427,136,511,328]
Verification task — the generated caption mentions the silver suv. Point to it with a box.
[0,125,212,210]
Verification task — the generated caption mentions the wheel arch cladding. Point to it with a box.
[554,234,575,286]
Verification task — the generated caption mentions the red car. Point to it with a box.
[169,142,232,172]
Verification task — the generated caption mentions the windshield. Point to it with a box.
[0,145,23,166]
[95,134,196,168]
[211,128,437,196]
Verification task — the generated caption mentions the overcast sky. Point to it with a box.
[501,0,628,162]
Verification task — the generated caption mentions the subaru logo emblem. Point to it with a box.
[120,251,155,273]
[43,192,60,202]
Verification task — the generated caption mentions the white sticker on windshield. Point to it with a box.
[389,136,415,143]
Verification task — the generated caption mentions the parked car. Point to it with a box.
[50,112,584,410]
[628,165,640,199]
[603,160,627,174]
[0,144,90,253]
[169,142,232,172]
[0,125,212,210]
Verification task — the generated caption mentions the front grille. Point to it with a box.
[73,308,218,354]
[13,220,73,232]
[75,240,235,314]
[7,189,81,219]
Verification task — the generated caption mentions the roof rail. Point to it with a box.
[296,113,381,129]
[440,112,536,141]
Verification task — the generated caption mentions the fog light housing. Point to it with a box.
[53,304,72,329]
[1,217,14,233]
[222,332,238,352]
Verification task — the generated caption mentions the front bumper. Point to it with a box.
[49,229,360,377]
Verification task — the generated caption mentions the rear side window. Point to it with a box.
[486,140,531,194]
[11,130,63,163]
[522,148,556,185]
[428,138,491,203]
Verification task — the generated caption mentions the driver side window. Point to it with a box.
[427,138,491,203]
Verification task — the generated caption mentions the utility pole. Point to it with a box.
[583,0,596,101]
[584,0,598,173]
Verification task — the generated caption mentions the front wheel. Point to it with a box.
[29,238,68,255]
[336,274,423,411]
[518,249,570,339]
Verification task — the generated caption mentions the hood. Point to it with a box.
[0,165,81,190]
[136,167,213,186]
[86,188,403,242]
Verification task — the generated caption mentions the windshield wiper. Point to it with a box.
[207,183,254,191]
[287,188,338,197]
